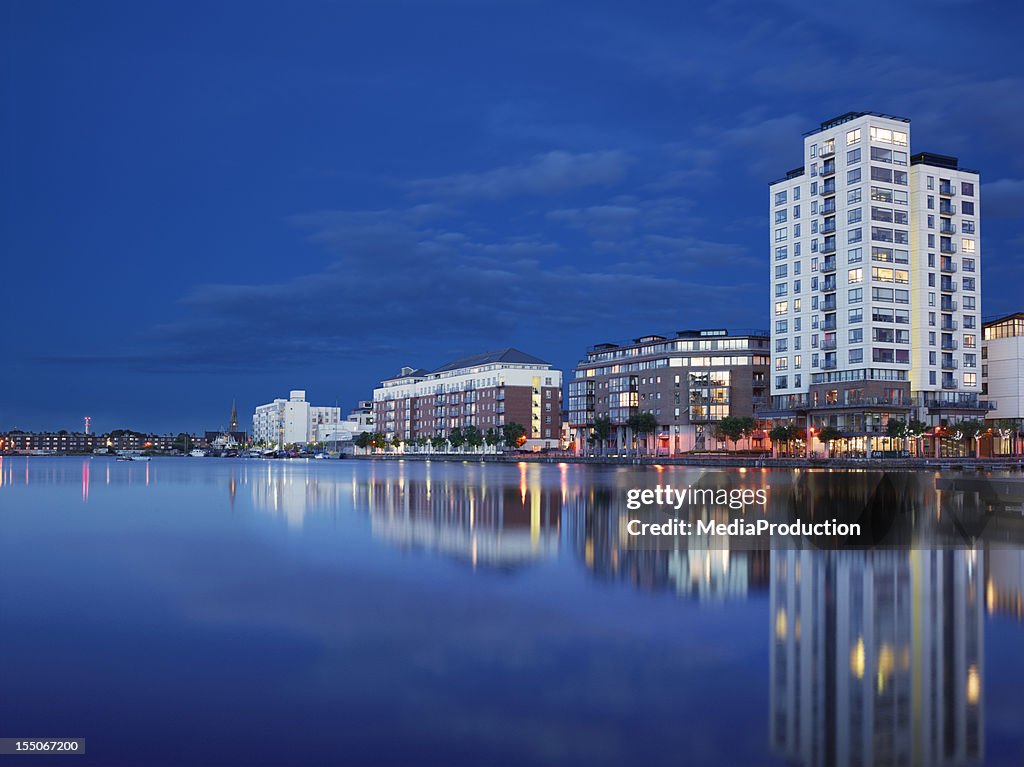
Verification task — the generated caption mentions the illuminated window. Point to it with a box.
[962,238,976,254]
[848,268,863,284]
[847,128,861,145]
[964,373,977,387]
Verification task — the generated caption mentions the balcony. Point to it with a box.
[939,184,956,197]
[939,203,957,216]
[940,260,957,274]
[821,360,838,370]
[821,257,837,273]
[940,242,956,255]
[822,319,837,331]
[940,222,957,235]
[821,221,836,235]
[941,320,959,331]
[941,299,958,312]
[941,338,958,351]
[820,202,836,215]
[820,181,836,197]
[821,160,836,177]
[941,358,959,370]
[822,299,837,312]
[820,338,837,351]
[820,282,836,294]
[924,396,996,412]
[940,281,958,293]
[820,241,837,255]
[819,142,836,158]
[941,379,958,390]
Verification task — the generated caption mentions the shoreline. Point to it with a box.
[352,452,1024,471]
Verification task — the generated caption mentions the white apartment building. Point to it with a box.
[252,390,341,447]
[767,112,989,455]
[318,401,375,446]
[983,313,1024,422]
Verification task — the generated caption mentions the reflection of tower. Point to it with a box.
[84,416,91,435]
[229,400,238,432]
[770,550,984,767]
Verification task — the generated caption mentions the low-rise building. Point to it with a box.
[373,348,562,448]
[983,313,1024,423]
[252,390,341,447]
[319,401,375,449]
[567,328,771,454]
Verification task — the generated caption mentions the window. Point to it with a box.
[849,308,863,323]
[848,228,862,244]
[872,226,894,242]
[794,187,801,201]
[793,261,801,275]
[964,353,977,368]
[871,166,893,182]
[775,227,787,242]
[775,246,788,261]
[775,283,788,297]
[962,238,976,254]
[870,146,892,163]
[775,357,788,371]
[848,268,863,283]
[849,328,863,343]
[927,214,934,229]
[962,221,975,234]
[848,187,862,204]
[871,186,893,203]
[775,264,788,278]
[847,148,861,164]
[962,201,975,215]
[964,373,977,387]
[793,204,800,219]
[848,247,863,264]
[776,338,788,352]
[927,195,935,210]
[893,170,907,185]
[776,320,788,333]
[775,210,788,223]
[927,175,935,190]
[775,190,787,206]
[793,279,801,294]
[794,223,801,237]
[962,181,974,196]
[847,168,862,184]
[847,128,861,144]
[963,277,976,292]
[848,287,863,303]
[849,349,863,364]
[776,376,788,389]
[964,334,976,349]
[794,355,801,369]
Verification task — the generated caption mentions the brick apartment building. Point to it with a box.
[373,348,562,448]
[567,328,770,454]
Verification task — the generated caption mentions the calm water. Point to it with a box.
[1,457,1022,766]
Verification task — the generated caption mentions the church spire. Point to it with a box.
[229,400,238,432]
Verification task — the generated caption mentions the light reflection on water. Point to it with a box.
[0,456,1022,767]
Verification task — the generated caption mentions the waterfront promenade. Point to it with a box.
[353,452,1024,472]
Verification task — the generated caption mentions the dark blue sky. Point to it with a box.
[3,0,1023,434]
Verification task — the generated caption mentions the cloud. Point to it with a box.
[407,150,630,200]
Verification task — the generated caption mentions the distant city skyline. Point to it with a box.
[3,1,1023,432]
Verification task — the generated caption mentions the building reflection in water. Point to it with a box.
[985,547,1024,621]
[362,463,560,569]
[562,487,770,600]
[771,549,984,767]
